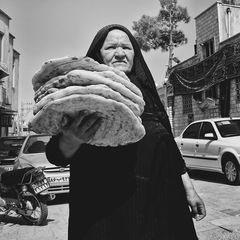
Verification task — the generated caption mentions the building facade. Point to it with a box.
[168,0,240,137]
[0,9,20,137]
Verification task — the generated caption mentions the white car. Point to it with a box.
[175,117,240,185]
[14,134,70,198]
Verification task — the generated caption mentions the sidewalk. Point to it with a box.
[195,205,240,240]
[191,175,240,240]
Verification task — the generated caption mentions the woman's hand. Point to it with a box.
[181,172,206,221]
[186,187,206,221]
[58,111,102,158]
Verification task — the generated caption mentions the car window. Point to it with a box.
[182,122,202,139]
[23,135,50,154]
[0,137,26,159]
[215,119,240,137]
[199,122,217,139]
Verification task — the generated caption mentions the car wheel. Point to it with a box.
[223,159,240,185]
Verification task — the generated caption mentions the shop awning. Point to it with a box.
[169,42,240,95]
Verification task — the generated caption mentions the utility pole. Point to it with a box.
[164,0,176,131]
[168,6,174,72]
[165,0,176,80]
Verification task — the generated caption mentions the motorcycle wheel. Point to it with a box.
[21,192,48,225]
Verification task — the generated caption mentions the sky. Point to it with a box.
[1,0,216,107]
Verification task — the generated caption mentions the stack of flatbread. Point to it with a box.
[29,56,146,146]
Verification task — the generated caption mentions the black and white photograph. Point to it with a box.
[0,0,240,239]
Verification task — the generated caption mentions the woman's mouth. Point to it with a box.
[113,61,127,66]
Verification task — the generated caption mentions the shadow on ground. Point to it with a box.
[0,214,27,225]
[0,212,48,226]
[188,170,228,185]
[47,193,69,206]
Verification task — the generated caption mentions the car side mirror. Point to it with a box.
[204,133,217,140]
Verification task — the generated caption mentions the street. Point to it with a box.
[0,195,69,240]
[1,171,240,240]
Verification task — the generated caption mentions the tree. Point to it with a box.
[132,0,190,73]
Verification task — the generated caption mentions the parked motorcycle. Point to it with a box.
[0,166,51,225]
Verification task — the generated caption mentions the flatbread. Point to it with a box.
[33,85,142,117]
[29,94,146,146]
[31,56,146,146]
[32,56,130,92]
[34,69,143,101]
[34,69,145,113]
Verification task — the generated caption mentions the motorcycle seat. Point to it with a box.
[1,167,34,186]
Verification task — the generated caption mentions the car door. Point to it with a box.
[179,122,202,168]
[195,121,221,170]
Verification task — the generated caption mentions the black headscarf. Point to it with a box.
[82,25,195,240]
[86,24,173,134]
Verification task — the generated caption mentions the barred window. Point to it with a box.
[182,95,192,114]
[236,78,240,102]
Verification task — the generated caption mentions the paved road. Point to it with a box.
[1,171,240,240]
[0,195,69,240]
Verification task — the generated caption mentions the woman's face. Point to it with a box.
[100,29,134,74]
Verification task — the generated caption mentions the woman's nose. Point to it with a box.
[115,47,125,56]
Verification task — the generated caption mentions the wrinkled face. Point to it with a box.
[100,29,134,74]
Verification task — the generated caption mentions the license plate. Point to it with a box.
[31,178,50,194]
[47,176,69,183]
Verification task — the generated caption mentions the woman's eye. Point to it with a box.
[123,46,133,50]
[106,46,115,50]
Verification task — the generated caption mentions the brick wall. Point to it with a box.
[170,2,240,136]
[172,78,240,137]
[230,78,240,116]
[195,3,220,58]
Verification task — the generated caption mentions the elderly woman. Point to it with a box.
[46,24,206,240]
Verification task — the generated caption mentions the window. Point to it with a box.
[205,85,218,99]
[0,33,3,61]
[182,122,201,139]
[201,38,215,59]
[193,91,203,102]
[12,57,16,88]
[182,95,192,114]
[222,0,234,4]
[236,78,240,102]
[194,44,197,55]
[0,137,26,159]
[199,122,217,139]
[215,119,240,137]
[23,135,50,154]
